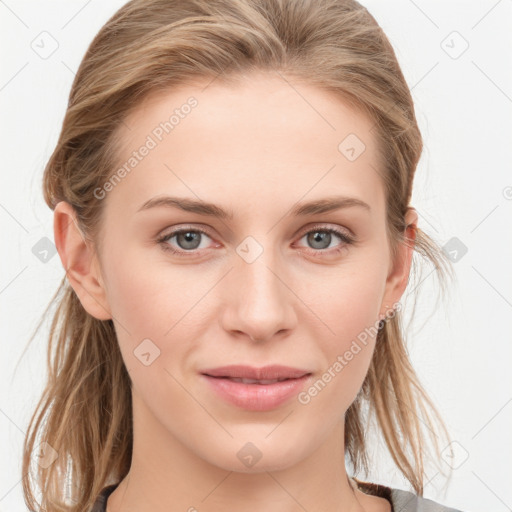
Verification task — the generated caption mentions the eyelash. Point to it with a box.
[156,224,355,258]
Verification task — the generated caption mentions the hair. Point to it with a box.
[21,0,456,510]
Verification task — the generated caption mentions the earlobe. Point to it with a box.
[53,201,112,321]
[379,207,418,320]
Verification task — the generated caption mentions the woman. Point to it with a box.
[22,1,463,511]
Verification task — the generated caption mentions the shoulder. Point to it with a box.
[390,487,465,512]
[352,477,465,512]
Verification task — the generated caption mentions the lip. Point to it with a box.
[200,365,312,411]
[201,364,311,380]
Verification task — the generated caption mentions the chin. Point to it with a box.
[199,434,311,474]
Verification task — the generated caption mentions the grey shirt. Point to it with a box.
[353,478,464,511]
[91,479,464,511]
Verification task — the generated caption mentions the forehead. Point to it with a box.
[104,71,385,220]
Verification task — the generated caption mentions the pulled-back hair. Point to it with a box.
[21,1,454,510]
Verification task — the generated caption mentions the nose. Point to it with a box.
[220,243,297,343]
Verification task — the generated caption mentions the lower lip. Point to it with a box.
[201,374,311,411]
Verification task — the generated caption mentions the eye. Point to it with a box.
[156,224,355,258]
[295,225,355,256]
[157,226,215,257]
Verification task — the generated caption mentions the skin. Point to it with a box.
[54,70,417,512]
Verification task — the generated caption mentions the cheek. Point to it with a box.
[100,245,211,384]
[102,246,194,336]
[305,261,387,403]
[100,250,197,405]
[314,261,386,343]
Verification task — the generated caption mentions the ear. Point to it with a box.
[53,201,112,320]
[379,207,418,320]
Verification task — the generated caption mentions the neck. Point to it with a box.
[106,394,368,512]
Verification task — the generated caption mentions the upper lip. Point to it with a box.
[201,365,311,380]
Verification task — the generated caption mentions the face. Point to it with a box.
[62,71,413,473]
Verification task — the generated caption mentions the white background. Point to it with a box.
[1,1,511,511]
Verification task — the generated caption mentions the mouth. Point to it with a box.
[201,364,311,380]
[209,376,294,384]
[200,365,312,411]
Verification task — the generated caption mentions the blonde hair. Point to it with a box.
[21,0,455,510]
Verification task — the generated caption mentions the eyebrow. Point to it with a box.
[137,194,371,219]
